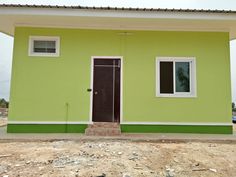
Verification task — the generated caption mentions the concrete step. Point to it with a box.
[88,122,120,128]
[85,122,121,136]
[85,127,121,136]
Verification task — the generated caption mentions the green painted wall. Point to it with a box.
[7,124,232,134]
[8,27,232,125]
[7,124,87,133]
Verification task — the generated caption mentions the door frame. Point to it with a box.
[89,56,123,124]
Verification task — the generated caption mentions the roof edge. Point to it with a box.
[0,4,236,14]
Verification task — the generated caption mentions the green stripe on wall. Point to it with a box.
[121,125,233,134]
[7,124,233,134]
[7,124,87,133]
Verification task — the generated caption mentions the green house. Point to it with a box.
[0,4,234,134]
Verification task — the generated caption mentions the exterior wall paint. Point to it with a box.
[8,27,232,127]
[7,124,232,134]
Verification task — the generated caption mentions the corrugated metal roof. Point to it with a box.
[0,4,236,14]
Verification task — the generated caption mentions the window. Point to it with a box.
[156,57,196,97]
[29,36,60,57]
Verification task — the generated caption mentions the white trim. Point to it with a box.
[156,57,197,98]
[89,58,94,124]
[120,58,124,123]
[7,121,89,125]
[89,56,123,123]
[121,122,232,126]
[7,121,232,126]
[14,23,230,33]
[173,61,176,94]
[28,36,60,57]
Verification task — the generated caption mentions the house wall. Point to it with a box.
[8,27,232,133]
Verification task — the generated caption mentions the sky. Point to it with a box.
[0,0,236,102]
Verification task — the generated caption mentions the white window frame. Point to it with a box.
[28,36,60,57]
[156,57,197,98]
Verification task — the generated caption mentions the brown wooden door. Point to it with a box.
[92,58,121,122]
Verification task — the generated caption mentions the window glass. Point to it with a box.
[160,61,174,94]
[175,62,190,92]
[33,40,56,53]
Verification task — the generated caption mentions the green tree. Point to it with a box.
[233,102,236,112]
[0,99,8,108]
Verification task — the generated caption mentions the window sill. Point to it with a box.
[29,53,60,57]
[156,94,197,98]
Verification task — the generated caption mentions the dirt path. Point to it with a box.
[0,140,235,177]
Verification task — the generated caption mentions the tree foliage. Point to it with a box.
[233,102,236,112]
[0,99,8,108]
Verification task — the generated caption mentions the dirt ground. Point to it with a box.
[0,140,235,177]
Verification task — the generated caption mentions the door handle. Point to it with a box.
[94,91,98,95]
[87,88,92,92]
